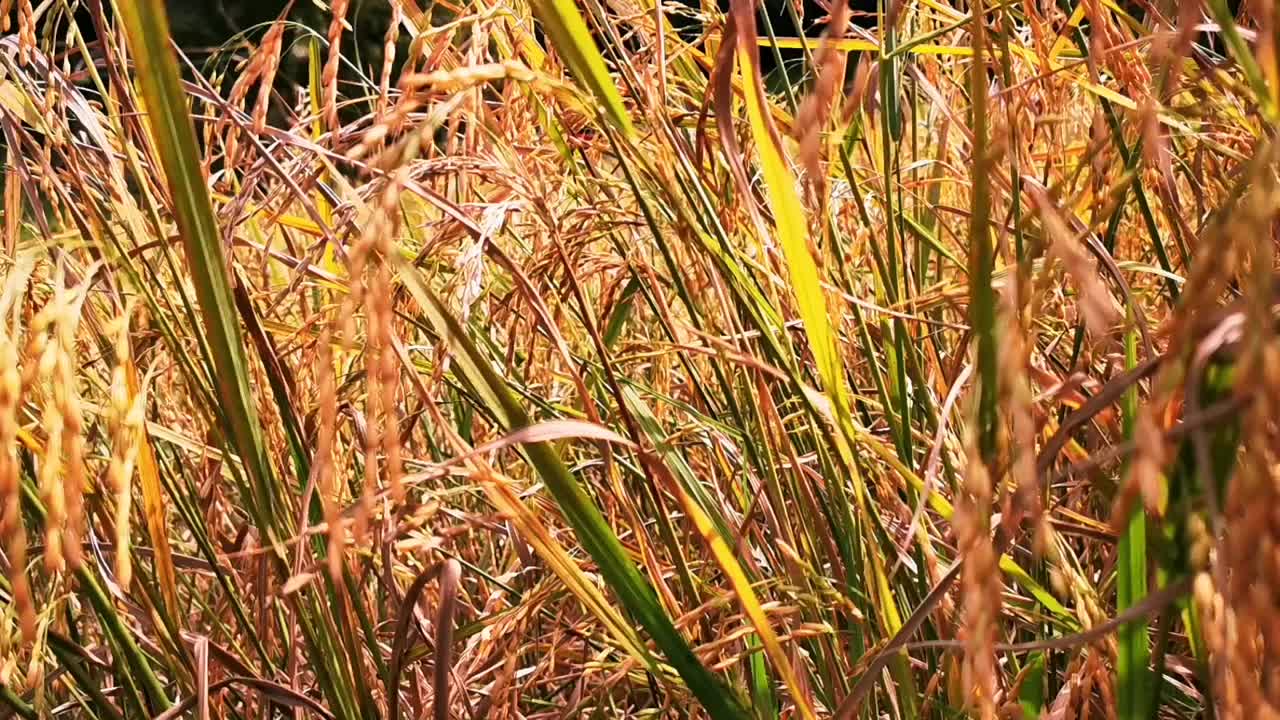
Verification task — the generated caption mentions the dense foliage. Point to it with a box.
[0,0,1277,719]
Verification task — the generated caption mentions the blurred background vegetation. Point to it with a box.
[161,0,839,97]
[166,1,407,90]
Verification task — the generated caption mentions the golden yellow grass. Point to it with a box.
[0,0,1278,718]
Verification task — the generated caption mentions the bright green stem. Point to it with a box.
[1118,320,1150,720]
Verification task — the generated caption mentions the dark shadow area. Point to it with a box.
[1,0,1254,119]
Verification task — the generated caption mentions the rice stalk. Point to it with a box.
[0,0,1275,717]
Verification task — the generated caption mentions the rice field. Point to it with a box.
[0,0,1277,717]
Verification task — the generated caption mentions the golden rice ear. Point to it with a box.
[323,0,350,135]
[0,329,33,643]
[376,0,402,123]
[793,0,849,186]
[38,345,65,573]
[106,313,137,591]
[1029,185,1121,340]
[992,269,1041,542]
[252,13,290,136]
[15,0,31,65]
[56,300,86,572]
[24,271,94,576]
[957,436,1000,720]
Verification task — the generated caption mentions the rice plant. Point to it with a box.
[0,0,1277,717]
